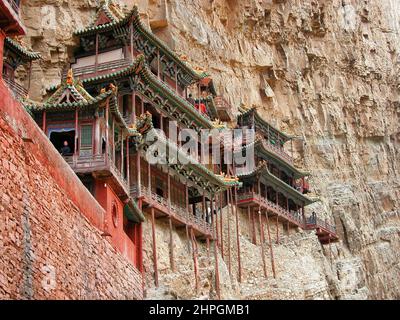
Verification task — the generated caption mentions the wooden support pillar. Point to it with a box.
[132,92,136,123]
[120,130,123,174]
[151,207,158,287]
[185,183,191,252]
[169,217,175,272]
[226,189,232,275]
[148,162,151,195]
[212,205,221,299]
[259,208,267,278]
[95,33,99,76]
[126,138,130,187]
[234,186,242,283]
[276,215,279,245]
[112,119,115,163]
[251,207,257,245]
[265,210,276,278]
[157,49,161,79]
[190,228,199,293]
[329,236,332,266]
[74,108,78,156]
[136,153,141,196]
[141,99,144,114]
[105,100,109,165]
[247,206,251,241]
[219,192,224,255]
[42,111,46,134]
[214,194,219,247]
[206,237,210,260]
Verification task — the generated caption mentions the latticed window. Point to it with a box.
[80,125,93,148]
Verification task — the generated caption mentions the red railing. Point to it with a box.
[305,215,337,235]
[237,191,304,227]
[132,185,213,236]
[214,96,231,110]
[3,75,28,100]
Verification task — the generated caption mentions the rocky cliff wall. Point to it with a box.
[17,0,400,299]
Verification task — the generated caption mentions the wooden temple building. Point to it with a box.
[16,0,339,299]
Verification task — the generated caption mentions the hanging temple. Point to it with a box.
[1,0,339,299]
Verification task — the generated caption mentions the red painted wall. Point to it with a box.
[94,180,139,268]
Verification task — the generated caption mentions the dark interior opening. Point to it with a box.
[49,130,75,155]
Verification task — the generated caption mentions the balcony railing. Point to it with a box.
[63,153,129,194]
[305,215,337,235]
[214,96,231,111]
[3,75,27,100]
[6,0,20,14]
[237,191,304,227]
[132,185,213,236]
[68,59,132,78]
[263,139,293,164]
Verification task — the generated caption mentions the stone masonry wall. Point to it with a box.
[0,81,143,300]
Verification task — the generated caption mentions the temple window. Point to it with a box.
[49,128,75,156]
[111,202,118,228]
[80,124,93,156]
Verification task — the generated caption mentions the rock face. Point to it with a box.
[18,0,400,299]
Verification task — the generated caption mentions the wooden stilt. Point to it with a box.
[259,208,267,278]
[190,228,199,293]
[226,189,232,275]
[213,194,219,247]
[276,215,279,244]
[219,192,224,256]
[211,194,221,299]
[169,217,175,272]
[150,207,159,287]
[265,210,276,278]
[252,207,257,245]
[234,186,242,283]
[206,237,210,260]
[247,206,251,241]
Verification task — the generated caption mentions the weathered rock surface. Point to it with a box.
[18,0,400,299]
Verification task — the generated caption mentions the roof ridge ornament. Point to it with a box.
[66,69,74,85]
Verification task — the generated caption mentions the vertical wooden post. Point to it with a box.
[105,100,109,165]
[185,183,191,252]
[219,192,224,255]
[157,49,161,79]
[214,194,219,247]
[42,111,46,134]
[211,195,220,299]
[226,189,232,275]
[191,228,199,293]
[95,33,99,76]
[126,138,130,187]
[136,153,141,197]
[252,207,257,245]
[265,210,276,278]
[276,215,279,244]
[247,206,251,241]
[112,119,115,163]
[234,186,242,283]
[259,208,267,278]
[74,108,78,156]
[132,93,136,123]
[151,207,158,287]
[169,217,175,272]
[130,22,134,60]
[148,162,151,195]
[120,130,123,174]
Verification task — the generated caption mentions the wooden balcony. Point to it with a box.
[63,153,130,199]
[237,191,305,228]
[3,75,28,100]
[214,96,233,122]
[131,185,213,239]
[67,59,132,80]
[305,215,339,244]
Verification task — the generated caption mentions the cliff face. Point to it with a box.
[19,0,400,299]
